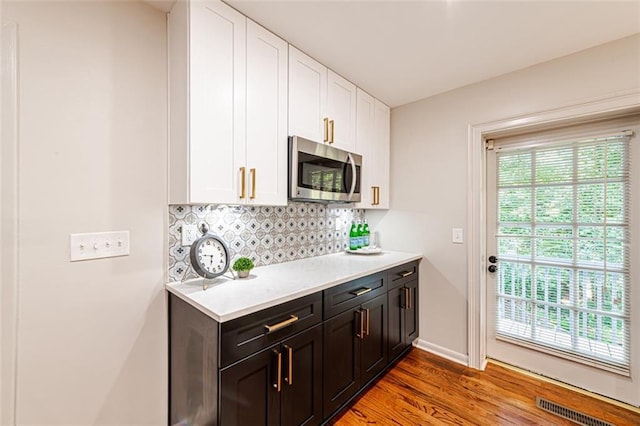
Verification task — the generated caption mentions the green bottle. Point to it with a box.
[362,220,370,247]
[356,221,363,249]
[349,222,359,250]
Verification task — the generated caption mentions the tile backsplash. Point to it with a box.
[168,202,364,282]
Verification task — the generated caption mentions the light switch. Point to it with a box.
[70,231,130,261]
[452,228,464,244]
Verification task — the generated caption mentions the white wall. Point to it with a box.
[370,34,640,360]
[2,1,167,424]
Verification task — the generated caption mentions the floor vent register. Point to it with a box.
[535,396,612,426]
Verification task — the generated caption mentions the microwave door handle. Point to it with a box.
[347,153,357,200]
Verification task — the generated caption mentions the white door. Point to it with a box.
[288,46,326,143]
[486,117,640,406]
[245,20,288,206]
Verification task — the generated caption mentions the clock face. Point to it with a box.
[189,234,230,279]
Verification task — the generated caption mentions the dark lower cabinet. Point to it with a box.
[220,343,280,425]
[323,293,387,418]
[169,259,419,426]
[220,324,323,426]
[388,277,419,361]
[281,324,323,426]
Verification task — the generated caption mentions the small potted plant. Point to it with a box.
[232,257,255,278]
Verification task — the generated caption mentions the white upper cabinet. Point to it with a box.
[356,88,390,209]
[245,20,288,206]
[288,46,356,152]
[288,46,327,143]
[168,0,287,206]
[326,70,357,152]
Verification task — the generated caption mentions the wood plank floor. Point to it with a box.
[332,348,640,425]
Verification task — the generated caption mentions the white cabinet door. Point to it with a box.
[245,20,288,206]
[327,70,356,152]
[370,100,390,209]
[288,46,327,143]
[355,88,375,206]
[355,90,390,210]
[188,0,246,204]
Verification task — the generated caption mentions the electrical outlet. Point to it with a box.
[182,224,199,246]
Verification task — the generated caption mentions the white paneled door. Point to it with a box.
[486,117,640,407]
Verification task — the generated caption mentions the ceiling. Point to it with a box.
[150,1,640,108]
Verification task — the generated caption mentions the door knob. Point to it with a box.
[488,255,498,264]
[488,265,497,273]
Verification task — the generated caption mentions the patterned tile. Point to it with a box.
[167,202,364,282]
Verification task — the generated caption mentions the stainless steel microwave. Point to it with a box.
[289,136,362,203]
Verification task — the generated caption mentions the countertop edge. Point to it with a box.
[166,251,423,323]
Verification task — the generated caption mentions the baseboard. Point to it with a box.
[413,339,468,366]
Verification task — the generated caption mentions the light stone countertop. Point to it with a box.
[166,250,422,322]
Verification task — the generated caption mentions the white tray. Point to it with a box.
[345,247,382,255]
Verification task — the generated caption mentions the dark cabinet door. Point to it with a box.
[405,278,419,343]
[220,344,281,426]
[388,277,419,363]
[360,294,387,385]
[387,285,405,362]
[281,324,323,426]
[323,308,361,417]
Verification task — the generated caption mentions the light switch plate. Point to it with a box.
[70,231,130,261]
[452,228,464,244]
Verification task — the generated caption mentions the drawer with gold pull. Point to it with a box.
[323,271,387,319]
[220,292,322,367]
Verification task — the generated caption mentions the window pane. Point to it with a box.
[535,148,573,184]
[498,153,531,185]
[536,186,573,223]
[499,188,531,222]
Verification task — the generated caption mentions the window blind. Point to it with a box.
[494,131,632,375]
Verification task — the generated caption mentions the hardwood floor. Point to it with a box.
[333,348,640,425]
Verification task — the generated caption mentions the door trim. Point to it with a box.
[466,89,640,370]
[1,20,19,425]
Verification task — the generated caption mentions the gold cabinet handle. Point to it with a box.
[365,308,370,336]
[408,287,412,309]
[356,310,365,340]
[284,345,293,385]
[329,119,334,143]
[403,287,409,309]
[323,117,329,142]
[265,315,299,333]
[372,186,380,206]
[350,287,372,297]
[250,168,256,199]
[399,270,414,277]
[273,349,282,392]
[239,167,246,199]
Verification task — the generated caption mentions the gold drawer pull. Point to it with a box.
[265,315,299,333]
[350,287,372,297]
[399,270,414,277]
